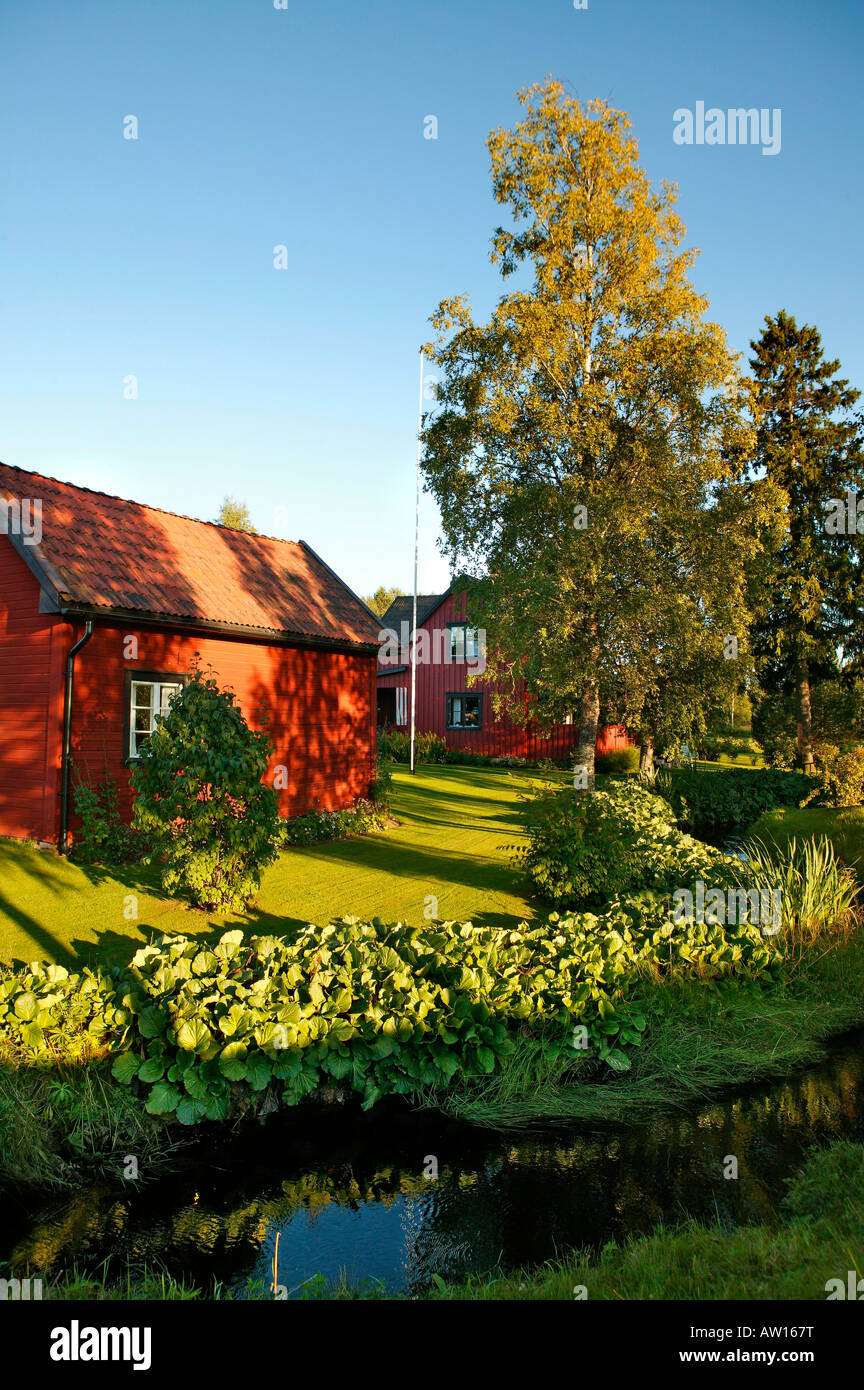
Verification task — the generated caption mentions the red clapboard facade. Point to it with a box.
[0,462,380,846]
[376,588,632,759]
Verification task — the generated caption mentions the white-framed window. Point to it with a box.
[129,679,183,759]
[395,687,408,726]
[447,622,481,662]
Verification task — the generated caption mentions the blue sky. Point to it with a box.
[2,0,862,598]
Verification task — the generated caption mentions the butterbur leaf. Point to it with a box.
[111,1052,140,1084]
[176,1096,207,1125]
[13,993,37,1021]
[145,1081,181,1114]
[138,1057,166,1083]
[20,1021,44,1048]
[176,1018,212,1054]
[138,1006,166,1038]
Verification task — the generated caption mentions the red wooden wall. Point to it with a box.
[0,532,378,844]
[0,538,67,842]
[377,589,633,759]
[69,625,377,829]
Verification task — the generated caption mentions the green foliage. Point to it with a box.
[362,585,404,617]
[0,960,121,1061]
[753,678,864,769]
[745,311,864,768]
[368,759,393,809]
[595,747,640,775]
[0,899,782,1123]
[700,734,763,765]
[215,496,256,533]
[130,665,281,910]
[658,766,817,832]
[731,836,859,942]
[377,729,448,763]
[421,80,755,777]
[809,744,864,808]
[281,799,388,846]
[512,780,731,909]
[72,770,140,864]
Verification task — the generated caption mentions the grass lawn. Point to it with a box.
[749,805,864,881]
[0,766,536,970]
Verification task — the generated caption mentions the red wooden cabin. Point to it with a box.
[376,588,632,760]
[0,462,380,848]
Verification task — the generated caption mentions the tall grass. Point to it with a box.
[732,835,860,945]
[0,1059,185,1189]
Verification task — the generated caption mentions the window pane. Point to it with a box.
[132,683,153,708]
[159,683,182,712]
[134,709,153,732]
[464,697,481,726]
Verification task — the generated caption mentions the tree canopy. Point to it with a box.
[215,496,257,533]
[421,79,754,783]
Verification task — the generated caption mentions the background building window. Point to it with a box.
[447,622,481,663]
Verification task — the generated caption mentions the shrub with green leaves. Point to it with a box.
[595,747,640,775]
[656,766,817,833]
[0,961,122,1061]
[376,729,448,763]
[281,799,388,846]
[72,770,141,864]
[512,780,730,910]
[809,744,864,809]
[0,904,782,1120]
[130,665,281,911]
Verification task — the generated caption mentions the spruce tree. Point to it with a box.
[747,311,864,771]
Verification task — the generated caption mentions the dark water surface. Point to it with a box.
[2,1032,863,1296]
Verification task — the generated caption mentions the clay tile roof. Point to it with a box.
[0,462,381,648]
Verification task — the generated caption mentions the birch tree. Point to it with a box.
[421,81,751,785]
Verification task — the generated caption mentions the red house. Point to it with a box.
[376,587,632,760]
[0,462,380,848]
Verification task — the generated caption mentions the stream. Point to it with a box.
[2,1030,863,1296]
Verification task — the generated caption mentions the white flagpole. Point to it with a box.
[410,348,424,776]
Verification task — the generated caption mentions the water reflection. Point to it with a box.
[3,1036,863,1296]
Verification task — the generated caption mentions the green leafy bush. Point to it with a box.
[72,770,141,864]
[809,744,864,809]
[368,758,393,809]
[281,799,388,846]
[377,729,448,763]
[376,729,526,768]
[130,665,281,911]
[595,747,640,775]
[512,781,730,910]
[1,904,782,1118]
[657,767,817,833]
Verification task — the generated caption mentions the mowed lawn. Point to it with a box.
[0,767,537,970]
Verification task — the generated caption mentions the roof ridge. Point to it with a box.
[0,459,302,550]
